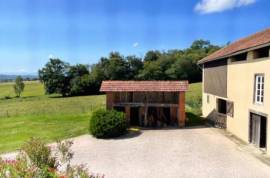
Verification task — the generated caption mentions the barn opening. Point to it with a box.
[100,81,189,127]
[249,113,267,149]
[130,107,139,126]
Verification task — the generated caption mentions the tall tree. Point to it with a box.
[126,55,143,79]
[68,64,90,79]
[14,76,25,97]
[38,59,70,96]
[103,52,130,80]
[144,50,161,62]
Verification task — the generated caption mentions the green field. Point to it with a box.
[0,81,105,153]
[0,81,201,153]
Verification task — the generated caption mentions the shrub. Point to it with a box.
[0,138,103,178]
[89,109,127,138]
[21,137,58,169]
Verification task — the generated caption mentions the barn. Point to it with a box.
[100,81,189,127]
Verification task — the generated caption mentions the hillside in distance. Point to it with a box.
[0,74,38,82]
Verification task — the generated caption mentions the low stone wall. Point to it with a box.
[206,110,227,128]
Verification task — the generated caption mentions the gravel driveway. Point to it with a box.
[69,127,270,178]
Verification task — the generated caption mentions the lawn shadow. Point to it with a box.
[48,93,104,99]
[0,96,40,101]
[109,128,142,140]
[21,96,36,99]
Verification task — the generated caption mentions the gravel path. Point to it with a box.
[2,127,270,178]
[69,127,270,178]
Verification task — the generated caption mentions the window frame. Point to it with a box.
[254,74,264,105]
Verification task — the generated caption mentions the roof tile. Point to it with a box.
[198,28,270,64]
[100,81,189,92]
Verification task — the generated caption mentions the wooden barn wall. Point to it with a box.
[204,59,228,98]
[113,92,179,104]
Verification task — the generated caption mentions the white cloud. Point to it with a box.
[48,54,55,59]
[133,42,139,48]
[195,0,256,14]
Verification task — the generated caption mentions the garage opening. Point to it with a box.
[249,113,267,149]
[130,107,139,126]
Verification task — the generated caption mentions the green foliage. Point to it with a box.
[89,109,127,138]
[0,154,37,178]
[186,82,202,115]
[126,55,144,79]
[137,61,163,80]
[0,138,103,178]
[70,75,95,96]
[90,39,219,86]
[38,40,219,95]
[186,112,205,127]
[21,138,58,169]
[13,76,25,97]
[68,64,90,79]
[144,50,161,62]
[39,58,70,96]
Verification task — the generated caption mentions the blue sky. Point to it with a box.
[0,0,269,74]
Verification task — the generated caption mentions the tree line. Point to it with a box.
[39,40,220,96]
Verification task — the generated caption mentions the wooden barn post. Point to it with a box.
[125,106,131,125]
[106,92,113,110]
[178,91,186,127]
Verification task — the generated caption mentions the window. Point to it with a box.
[217,99,227,114]
[253,46,269,59]
[254,74,264,104]
[231,53,247,62]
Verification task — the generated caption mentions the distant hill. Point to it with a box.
[0,74,38,82]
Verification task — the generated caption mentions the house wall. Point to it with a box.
[227,52,270,152]
[204,59,227,98]
[202,49,270,154]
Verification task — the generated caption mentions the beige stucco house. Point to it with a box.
[198,28,270,154]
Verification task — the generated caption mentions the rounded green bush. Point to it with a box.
[89,109,127,138]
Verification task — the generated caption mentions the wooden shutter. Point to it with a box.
[226,101,234,117]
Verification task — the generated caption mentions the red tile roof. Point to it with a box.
[100,81,189,92]
[198,28,270,64]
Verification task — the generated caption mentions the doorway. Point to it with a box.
[130,107,139,126]
[249,113,267,149]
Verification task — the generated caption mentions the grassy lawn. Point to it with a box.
[185,83,203,126]
[0,81,105,153]
[185,82,202,115]
[0,81,201,153]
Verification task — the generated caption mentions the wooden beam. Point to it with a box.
[178,91,186,127]
[125,106,131,125]
[170,107,178,125]
[106,92,113,110]
[144,104,148,127]
[113,102,178,107]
